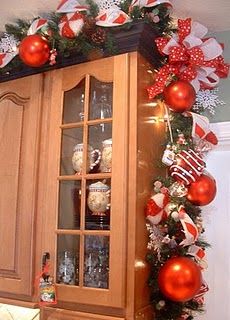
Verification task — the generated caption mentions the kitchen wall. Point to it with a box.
[206,30,230,123]
[199,123,230,320]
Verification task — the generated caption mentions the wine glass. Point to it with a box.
[91,82,112,131]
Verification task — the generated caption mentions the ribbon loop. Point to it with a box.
[147,18,229,99]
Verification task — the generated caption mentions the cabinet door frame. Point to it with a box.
[0,75,43,298]
[41,55,129,308]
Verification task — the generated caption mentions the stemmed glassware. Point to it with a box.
[91,82,112,131]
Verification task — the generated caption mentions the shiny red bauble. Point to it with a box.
[158,256,202,302]
[19,35,50,67]
[187,173,217,206]
[163,80,196,113]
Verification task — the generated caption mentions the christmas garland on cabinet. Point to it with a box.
[0,1,230,319]
[0,0,173,76]
[145,16,229,320]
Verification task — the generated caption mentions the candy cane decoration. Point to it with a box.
[146,192,170,225]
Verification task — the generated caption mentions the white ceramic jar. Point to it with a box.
[100,138,112,172]
[72,143,101,173]
[87,181,110,215]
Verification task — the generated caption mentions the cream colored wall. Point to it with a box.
[207,31,230,123]
[198,122,230,319]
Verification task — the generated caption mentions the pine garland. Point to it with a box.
[0,2,228,319]
[144,13,230,318]
[146,114,210,319]
[5,19,30,40]
[0,0,172,77]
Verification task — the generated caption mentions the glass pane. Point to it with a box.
[85,179,111,230]
[58,180,81,230]
[56,235,80,285]
[62,79,85,124]
[88,123,112,173]
[60,127,83,175]
[84,235,109,289]
[89,77,113,121]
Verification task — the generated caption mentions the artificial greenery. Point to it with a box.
[5,19,30,40]
[147,195,208,318]
[146,113,210,319]
[0,0,172,77]
[0,1,213,319]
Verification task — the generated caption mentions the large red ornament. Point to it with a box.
[19,35,50,67]
[163,80,196,113]
[187,173,217,206]
[158,256,202,302]
[169,149,205,185]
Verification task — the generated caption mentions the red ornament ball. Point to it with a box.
[19,35,50,67]
[163,80,196,113]
[158,256,202,302]
[187,173,217,206]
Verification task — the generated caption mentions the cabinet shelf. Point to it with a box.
[55,230,110,236]
[58,173,112,180]
[60,119,113,129]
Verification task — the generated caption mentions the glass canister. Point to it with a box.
[100,138,112,173]
[57,251,77,285]
[87,181,110,216]
[72,143,101,174]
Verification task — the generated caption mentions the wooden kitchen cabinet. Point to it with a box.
[0,74,43,300]
[0,44,164,318]
[38,52,165,319]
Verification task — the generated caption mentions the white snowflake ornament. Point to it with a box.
[193,88,226,115]
[94,0,122,10]
[0,33,19,53]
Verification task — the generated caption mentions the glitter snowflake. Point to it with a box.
[193,88,226,115]
[146,223,164,259]
[0,33,19,53]
[94,0,122,10]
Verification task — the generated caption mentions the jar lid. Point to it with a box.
[73,144,93,151]
[103,138,112,146]
[89,181,110,191]
[73,143,83,151]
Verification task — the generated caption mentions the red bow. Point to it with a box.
[148,18,230,99]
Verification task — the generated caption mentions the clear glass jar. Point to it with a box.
[57,251,77,285]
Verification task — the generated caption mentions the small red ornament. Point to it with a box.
[158,256,202,302]
[169,149,205,185]
[163,80,196,113]
[19,35,50,67]
[187,172,216,206]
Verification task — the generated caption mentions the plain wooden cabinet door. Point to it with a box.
[0,74,43,298]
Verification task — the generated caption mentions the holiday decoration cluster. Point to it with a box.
[146,15,229,320]
[0,0,172,75]
[0,1,230,319]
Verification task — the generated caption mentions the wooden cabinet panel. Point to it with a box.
[0,75,43,298]
[0,51,164,319]
[41,307,125,320]
[38,56,129,310]
[37,53,165,319]
[0,100,23,271]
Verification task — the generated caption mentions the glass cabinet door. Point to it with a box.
[56,76,113,291]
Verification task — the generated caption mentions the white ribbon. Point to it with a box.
[160,20,223,92]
